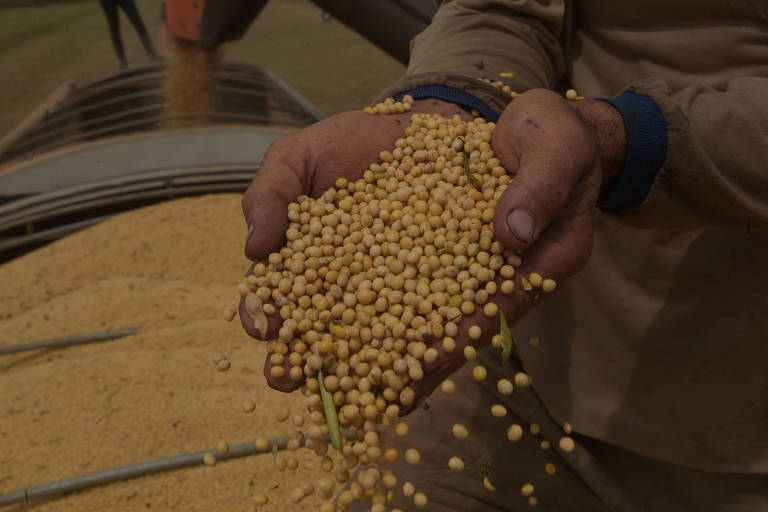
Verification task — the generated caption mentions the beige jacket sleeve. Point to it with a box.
[375,0,569,114]
[377,1,768,231]
[616,76,768,230]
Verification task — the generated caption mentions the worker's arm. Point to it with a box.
[380,0,768,230]
[487,76,768,234]
[370,0,621,254]
[597,76,768,230]
[369,0,624,267]
[376,0,568,116]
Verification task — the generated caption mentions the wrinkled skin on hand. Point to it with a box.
[239,90,622,413]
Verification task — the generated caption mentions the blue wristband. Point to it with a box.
[594,92,668,212]
[394,85,500,123]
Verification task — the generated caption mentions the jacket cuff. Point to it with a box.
[594,92,668,212]
[374,72,512,117]
[394,85,500,122]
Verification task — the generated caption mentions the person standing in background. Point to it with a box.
[99,0,159,69]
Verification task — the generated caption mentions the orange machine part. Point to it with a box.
[165,0,208,42]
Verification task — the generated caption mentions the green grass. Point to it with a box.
[0,0,406,136]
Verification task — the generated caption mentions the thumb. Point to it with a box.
[492,163,577,253]
[242,136,306,262]
[492,125,597,253]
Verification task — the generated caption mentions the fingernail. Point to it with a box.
[506,209,534,243]
[246,223,254,243]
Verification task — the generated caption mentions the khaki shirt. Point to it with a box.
[378,0,768,473]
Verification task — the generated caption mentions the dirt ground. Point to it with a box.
[0,194,333,511]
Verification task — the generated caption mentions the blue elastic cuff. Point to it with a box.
[594,92,668,212]
[394,85,500,123]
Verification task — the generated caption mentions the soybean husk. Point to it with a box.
[460,137,481,189]
[500,311,513,364]
[318,369,342,452]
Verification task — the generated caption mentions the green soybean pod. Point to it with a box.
[318,368,342,452]
[500,311,513,364]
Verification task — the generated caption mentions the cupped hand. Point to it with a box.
[239,100,473,391]
[406,89,626,410]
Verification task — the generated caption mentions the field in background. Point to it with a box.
[0,0,406,136]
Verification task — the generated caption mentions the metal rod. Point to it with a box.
[0,328,140,356]
[0,431,356,507]
[0,438,287,507]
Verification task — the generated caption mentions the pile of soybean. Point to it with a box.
[225,98,573,511]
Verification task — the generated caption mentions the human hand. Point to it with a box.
[239,100,473,391]
[406,89,626,410]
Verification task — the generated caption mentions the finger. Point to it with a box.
[486,214,593,343]
[242,135,306,262]
[238,294,282,340]
[510,208,594,293]
[263,356,303,393]
[237,264,283,340]
[503,164,600,293]
[492,147,595,253]
[237,292,303,393]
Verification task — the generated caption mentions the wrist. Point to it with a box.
[566,99,627,190]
